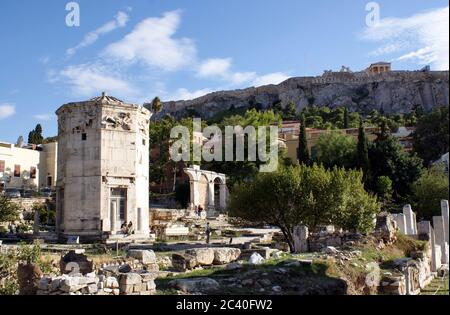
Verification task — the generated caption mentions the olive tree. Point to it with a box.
[0,196,20,223]
[229,164,380,252]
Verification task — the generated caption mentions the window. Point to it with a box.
[0,160,5,173]
[142,139,146,146]
[14,165,20,177]
[30,167,37,179]
[82,133,87,141]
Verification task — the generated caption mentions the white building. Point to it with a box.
[0,141,57,191]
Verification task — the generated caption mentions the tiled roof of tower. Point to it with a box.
[89,92,124,103]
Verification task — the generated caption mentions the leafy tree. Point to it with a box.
[343,107,349,129]
[151,96,163,113]
[0,196,20,223]
[297,115,311,165]
[314,132,356,169]
[411,164,449,221]
[27,124,44,145]
[357,119,370,183]
[375,176,394,211]
[369,134,423,199]
[229,165,379,252]
[32,202,55,225]
[148,115,203,192]
[17,241,42,264]
[413,107,449,165]
[375,176,393,200]
[208,109,282,187]
[282,102,297,120]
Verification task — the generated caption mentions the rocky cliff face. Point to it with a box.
[155,70,449,120]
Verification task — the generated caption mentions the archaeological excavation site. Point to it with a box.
[0,1,449,312]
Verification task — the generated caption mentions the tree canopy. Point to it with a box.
[411,164,449,221]
[369,134,423,199]
[0,196,20,223]
[229,164,379,252]
[297,115,311,165]
[413,107,449,165]
[315,132,356,169]
[27,124,44,145]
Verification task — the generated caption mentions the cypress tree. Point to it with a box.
[343,107,349,129]
[35,124,44,144]
[298,115,311,165]
[357,119,370,182]
[151,96,162,113]
[27,124,44,145]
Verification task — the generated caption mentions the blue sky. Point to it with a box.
[0,0,448,142]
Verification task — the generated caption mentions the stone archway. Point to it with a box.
[183,165,227,217]
[198,174,209,210]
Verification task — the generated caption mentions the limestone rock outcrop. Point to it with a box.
[155,71,449,120]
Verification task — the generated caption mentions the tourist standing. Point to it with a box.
[205,222,211,244]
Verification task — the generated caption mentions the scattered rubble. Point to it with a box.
[248,253,265,265]
[168,278,220,294]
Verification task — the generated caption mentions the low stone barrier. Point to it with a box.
[36,272,157,295]
[172,247,241,271]
[379,251,434,295]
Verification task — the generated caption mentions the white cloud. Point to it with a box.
[34,114,53,121]
[67,11,129,56]
[196,58,289,87]
[169,88,215,101]
[197,58,233,77]
[196,58,257,85]
[252,72,290,87]
[229,71,257,85]
[51,10,290,103]
[55,63,137,98]
[362,6,449,70]
[103,10,196,71]
[0,104,15,120]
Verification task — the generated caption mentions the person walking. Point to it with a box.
[205,222,211,244]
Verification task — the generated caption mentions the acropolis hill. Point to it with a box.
[156,65,449,120]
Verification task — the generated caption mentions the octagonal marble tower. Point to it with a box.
[55,93,151,241]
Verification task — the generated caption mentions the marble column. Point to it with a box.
[189,179,200,209]
[403,205,416,235]
[207,182,216,217]
[441,200,449,244]
[393,213,407,234]
[137,207,143,232]
[433,216,449,264]
[219,184,227,209]
[110,202,117,234]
